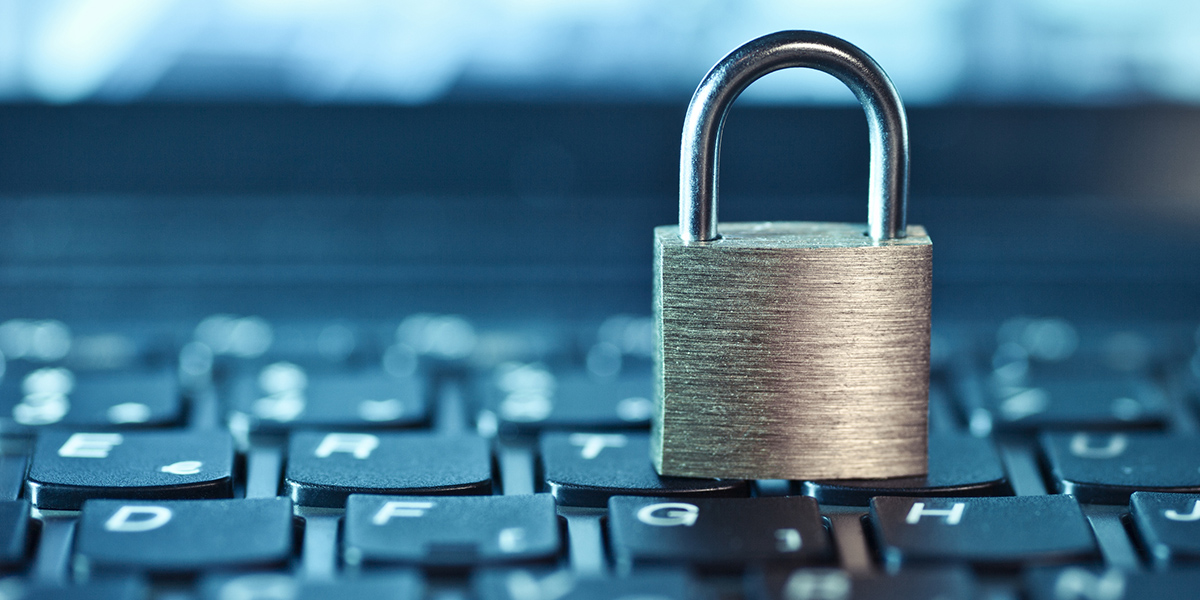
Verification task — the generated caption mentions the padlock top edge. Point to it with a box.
[655,222,929,250]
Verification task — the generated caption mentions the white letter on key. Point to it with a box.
[314,433,379,459]
[568,433,627,459]
[1069,433,1128,459]
[905,502,965,525]
[1164,500,1200,522]
[372,501,435,525]
[58,433,124,458]
[105,506,173,532]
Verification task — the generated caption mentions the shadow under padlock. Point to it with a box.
[652,31,932,481]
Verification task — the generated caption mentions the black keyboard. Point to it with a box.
[1,312,1200,599]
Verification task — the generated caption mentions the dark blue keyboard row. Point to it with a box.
[0,314,1198,599]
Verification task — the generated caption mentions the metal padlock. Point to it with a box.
[652,31,931,481]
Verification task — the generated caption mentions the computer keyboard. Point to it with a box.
[1,313,1200,599]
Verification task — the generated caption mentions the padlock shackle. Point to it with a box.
[680,31,909,243]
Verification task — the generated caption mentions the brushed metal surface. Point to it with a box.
[652,222,931,480]
[681,31,908,243]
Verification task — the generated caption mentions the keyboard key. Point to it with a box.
[284,431,492,507]
[0,501,29,567]
[756,568,976,600]
[1042,432,1200,503]
[343,494,560,567]
[27,431,234,510]
[1026,567,1200,600]
[869,495,1098,568]
[801,432,1011,506]
[540,432,748,508]
[229,362,427,431]
[982,376,1167,431]
[75,498,293,573]
[608,496,832,569]
[1130,491,1200,566]
[21,578,149,600]
[475,568,696,600]
[0,455,26,501]
[1,367,181,430]
[201,572,423,600]
[480,363,653,433]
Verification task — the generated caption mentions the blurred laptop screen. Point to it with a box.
[0,0,1198,105]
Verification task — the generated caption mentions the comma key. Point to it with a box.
[26,431,234,510]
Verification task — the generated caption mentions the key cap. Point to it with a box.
[0,455,26,501]
[229,362,427,431]
[1130,491,1200,567]
[75,498,293,573]
[480,363,653,433]
[201,572,423,600]
[1,367,181,430]
[343,493,560,567]
[756,568,976,600]
[802,432,1011,506]
[540,432,748,508]
[982,376,1167,431]
[0,500,29,567]
[21,577,149,600]
[1026,567,1200,600]
[869,495,1098,569]
[474,568,696,600]
[1041,432,1200,503]
[284,431,492,507]
[608,496,832,569]
[26,430,234,510]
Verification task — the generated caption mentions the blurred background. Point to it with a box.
[0,0,1198,323]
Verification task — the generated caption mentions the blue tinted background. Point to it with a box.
[0,0,1198,324]
[1,0,1198,105]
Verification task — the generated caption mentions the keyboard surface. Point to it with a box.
[1,311,1199,599]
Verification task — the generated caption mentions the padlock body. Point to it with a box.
[652,222,931,480]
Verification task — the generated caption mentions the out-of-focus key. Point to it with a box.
[285,431,492,507]
[343,494,560,567]
[229,363,427,431]
[27,431,234,510]
[75,498,293,573]
[1026,567,1200,600]
[608,496,831,569]
[0,500,29,568]
[201,572,423,600]
[20,578,149,600]
[1,367,181,430]
[1130,491,1200,567]
[869,496,1098,569]
[802,432,1010,506]
[474,568,696,600]
[540,432,748,508]
[756,568,976,600]
[479,363,653,434]
[982,376,1167,431]
[1041,432,1200,503]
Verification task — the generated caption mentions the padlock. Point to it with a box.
[652,31,931,481]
